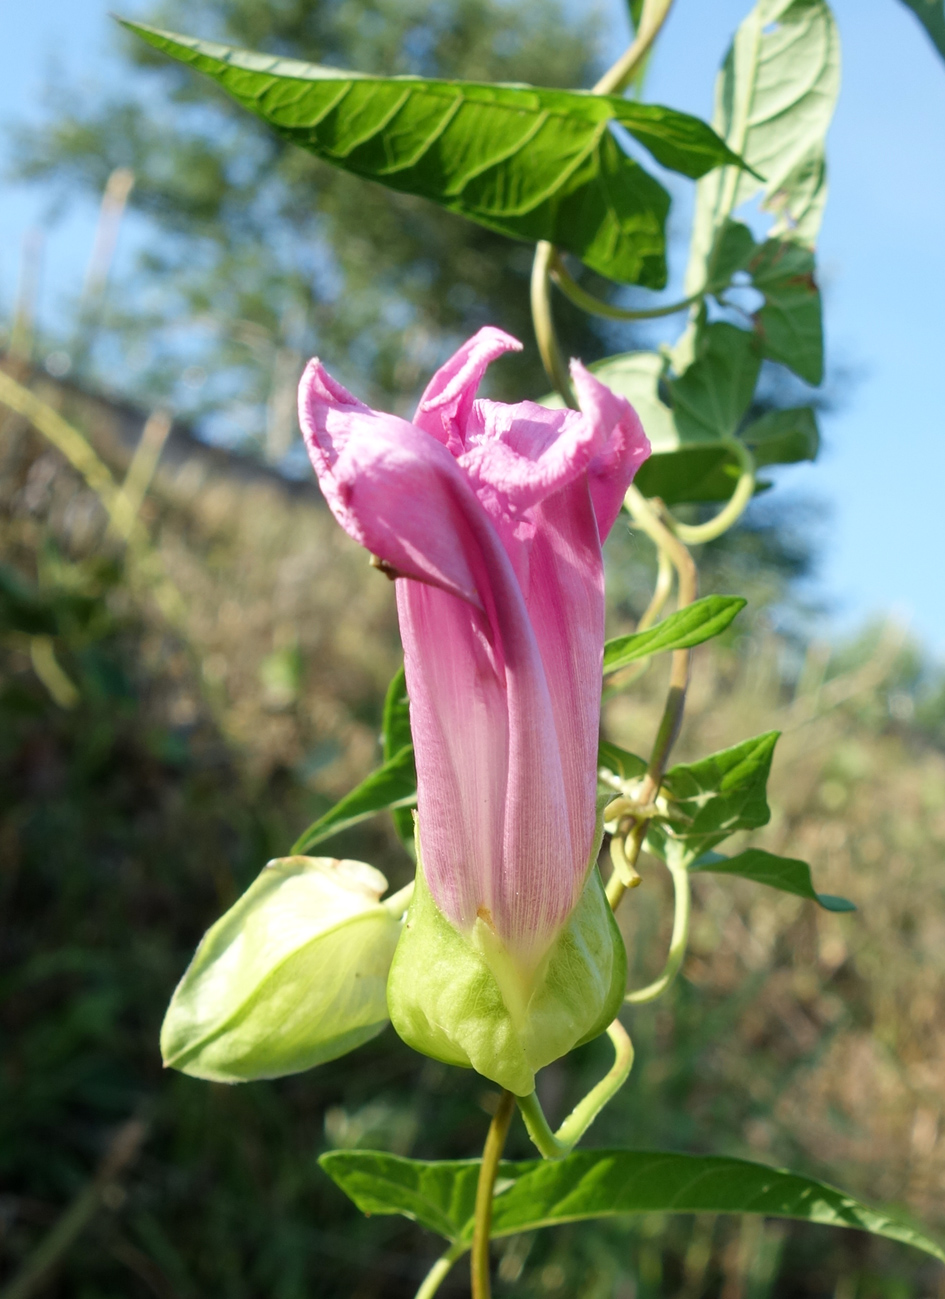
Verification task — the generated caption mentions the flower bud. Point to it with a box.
[161,856,401,1083]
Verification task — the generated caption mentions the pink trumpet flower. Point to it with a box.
[299,328,649,974]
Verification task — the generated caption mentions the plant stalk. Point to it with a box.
[517,1018,634,1159]
[471,1090,516,1299]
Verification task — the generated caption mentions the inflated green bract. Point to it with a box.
[161,856,402,1082]
[387,857,625,1096]
[319,1147,945,1264]
[122,20,749,287]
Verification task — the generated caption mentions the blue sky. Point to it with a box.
[2,0,944,653]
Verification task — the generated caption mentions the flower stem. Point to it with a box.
[593,0,677,95]
[529,0,677,397]
[607,489,697,913]
[624,850,691,1003]
[669,442,757,545]
[517,1018,634,1159]
[550,251,700,322]
[471,1090,516,1299]
[531,241,575,406]
[414,1242,467,1299]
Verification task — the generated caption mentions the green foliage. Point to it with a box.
[647,731,780,865]
[290,744,417,853]
[669,322,760,443]
[691,848,855,912]
[897,0,945,62]
[749,237,824,385]
[382,666,417,849]
[597,739,647,783]
[124,21,745,288]
[687,0,841,295]
[160,856,401,1082]
[320,1147,945,1261]
[603,595,747,673]
[566,342,820,505]
[12,0,611,425]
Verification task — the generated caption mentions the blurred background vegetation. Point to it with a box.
[2,1,945,1297]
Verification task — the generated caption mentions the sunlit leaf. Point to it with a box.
[691,848,855,911]
[291,745,417,854]
[604,596,746,673]
[647,731,780,864]
[686,0,840,299]
[319,1148,945,1264]
[123,21,750,286]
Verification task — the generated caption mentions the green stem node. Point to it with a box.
[517,1018,634,1159]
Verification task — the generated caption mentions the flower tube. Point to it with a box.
[300,328,650,1093]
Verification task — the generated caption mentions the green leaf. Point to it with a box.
[550,349,780,505]
[382,667,416,850]
[742,406,819,468]
[706,218,756,292]
[634,445,771,506]
[161,857,401,1081]
[897,0,945,63]
[691,848,855,912]
[319,1148,945,1264]
[749,239,823,385]
[0,565,59,637]
[597,740,647,783]
[122,21,747,287]
[669,322,760,443]
[603,596,746,674]
[291,745,417,854]
[647,731,780,864]
[686,0,840,299]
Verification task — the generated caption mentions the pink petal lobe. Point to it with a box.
[413,327,522,455]
[570,360,651,540]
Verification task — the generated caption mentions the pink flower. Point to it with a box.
[299,327,649,973]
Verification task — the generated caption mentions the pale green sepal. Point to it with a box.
[386,862,626,1096]
[161,856,402,1083]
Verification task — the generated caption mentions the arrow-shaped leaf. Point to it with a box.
[691,848,855,912]
[319,1148,945,1264]
[604,596,746,674]
[647,731,780,865]
[123,20,748,286]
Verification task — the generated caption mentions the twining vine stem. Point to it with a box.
[517,1018,635,1159]
[606,486,697,914]
[471,1090,516,1299]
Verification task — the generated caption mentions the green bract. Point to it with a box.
[161,856,402,1083]
[387,845,626,1096]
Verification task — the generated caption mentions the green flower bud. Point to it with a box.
[386,847,626,1096]
[161,856,402,1083]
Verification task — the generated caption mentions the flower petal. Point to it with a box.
[413,326,522,455]
[570,360,651,540]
